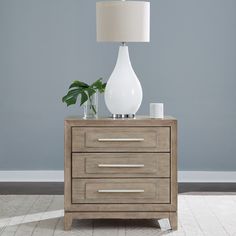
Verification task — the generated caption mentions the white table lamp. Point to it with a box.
[96,1,150,118]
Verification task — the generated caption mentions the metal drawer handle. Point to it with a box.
[98,189,144,193]
[98,164,144,168]
[98,138,144,142]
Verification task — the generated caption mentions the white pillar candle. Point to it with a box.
[150,103,164,118]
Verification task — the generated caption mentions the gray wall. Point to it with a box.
[0,0,236,171]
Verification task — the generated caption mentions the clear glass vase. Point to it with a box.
[83,92,98,119]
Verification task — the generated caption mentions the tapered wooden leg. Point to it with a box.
[169,212,177,230]
[64,212,73,231]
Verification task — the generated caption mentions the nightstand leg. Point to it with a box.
[169,212,177,230]
[64,213,73,230]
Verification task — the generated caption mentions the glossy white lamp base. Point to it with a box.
[104,45,143,117]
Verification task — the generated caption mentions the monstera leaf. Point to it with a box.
[62,78,106,107]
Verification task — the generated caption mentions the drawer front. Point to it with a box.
[72,178,170,204]
[72,127,170,152]
[72,153,170,178]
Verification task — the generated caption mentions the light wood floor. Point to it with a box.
[0,195,236,236]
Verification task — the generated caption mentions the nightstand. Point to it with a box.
[64,116,177,230]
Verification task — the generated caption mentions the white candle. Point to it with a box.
[150,103,164,118]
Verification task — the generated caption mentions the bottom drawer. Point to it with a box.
[72,178,170,204]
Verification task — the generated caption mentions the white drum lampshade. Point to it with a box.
[96,1,150,42]
[96,1,150,117]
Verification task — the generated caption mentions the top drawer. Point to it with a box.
[72,127,170,152]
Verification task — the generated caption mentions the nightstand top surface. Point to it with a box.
[65,115,176,121]
[65,115,176,126]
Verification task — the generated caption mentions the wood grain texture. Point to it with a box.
[72,178,170,204]
[72,126,170,152]
[11,195,54,235]
[64,212,73,231]
[31,196,63,236]
[171,121,178,211]
[64,120,72,211]
[65,211,171,219]
[169,212,177,230]
[64,117,177,230]
[64,203,174,212]
[65,116,176,127]
[72,153,170,178]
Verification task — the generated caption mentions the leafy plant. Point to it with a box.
[62,78,106,114]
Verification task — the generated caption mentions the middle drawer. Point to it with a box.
[72,153,170,178]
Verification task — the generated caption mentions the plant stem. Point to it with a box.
[89,95,97,115]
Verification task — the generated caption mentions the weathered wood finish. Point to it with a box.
[65,202,175,212]
[64,115,176,126]
[64,120,72,211]
[72,178,170,204]
[72,153,170,178]
[72,126,170,152]
[170,120,178,230]
[64,116,177,231]
[64,211,171,219]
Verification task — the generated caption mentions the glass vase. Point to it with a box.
[83,92,98,119]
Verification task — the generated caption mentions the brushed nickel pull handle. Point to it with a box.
[98,138,144,142]
[98,164,144,168]
[97,189,144,193]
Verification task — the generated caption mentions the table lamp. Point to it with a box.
[96,0,150,118]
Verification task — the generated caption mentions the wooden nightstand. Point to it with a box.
[64,116,177,230]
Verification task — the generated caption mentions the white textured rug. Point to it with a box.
[0,195,236,236]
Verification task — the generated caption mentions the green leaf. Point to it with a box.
[69,80,89,89]
[65,97,77,106]
[86,87,96,97]
[91,78,106,93]
[62,88,80,102]
[62,78,106,107]
[99,82,106,93]
[91,78,102,88]
[80,91,88,106]
[66,88,80,96]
